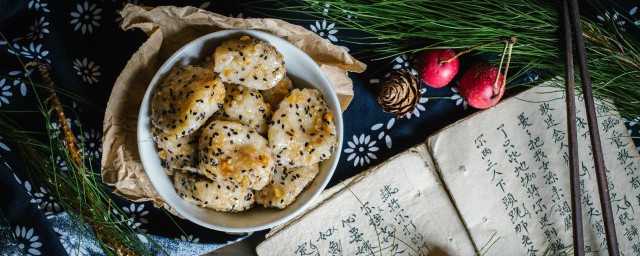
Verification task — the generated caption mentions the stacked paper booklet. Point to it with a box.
[257,81,640,255]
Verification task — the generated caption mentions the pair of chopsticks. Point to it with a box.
[562,0,619,255]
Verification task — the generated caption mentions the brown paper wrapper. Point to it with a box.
[101,4,366,212]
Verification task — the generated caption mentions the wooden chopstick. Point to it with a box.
[562,1,585,255]
[564,0,620,255]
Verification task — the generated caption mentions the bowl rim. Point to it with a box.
[137,29,343,233]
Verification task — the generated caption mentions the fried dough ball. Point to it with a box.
[151,65,225,138]
[255,164,319,209]
[153,128,201,175]
[214,84,272,135]
[214,35,286,90]
[173,171,254,212]
[198,121,275,190]
[269,88,337,168]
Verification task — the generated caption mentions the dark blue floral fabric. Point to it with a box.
[0,0,639,255]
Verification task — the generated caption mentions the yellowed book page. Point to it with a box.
[257,144,476,256]
[427,81,640,255]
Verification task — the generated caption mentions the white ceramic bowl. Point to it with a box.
[137,29,343,233]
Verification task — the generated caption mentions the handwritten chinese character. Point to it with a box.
[317,227,338,242]
[518,113,533,129]
[618,149,635,165]
[475,134,486,148]
[539,103,554,116]
[348,226,364,244]
[544,114,559,129]
[528,137,544,150]
[601,116,620,133]
[380,185,399,203]
[609,130,629,148]
[625,225,639,241]
[502,193,517,210]
[328,240,342,256]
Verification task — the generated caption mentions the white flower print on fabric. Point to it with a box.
[121,203,149,233]
[597,11,626,27]
[14,172,21,184]
[78,129,102,158]
[312,1,355,19]
[310,20,338,42]
[623,117,639,136]
[137,234,149,244]
[392,54,418,76]
[33,186,61,214]
[7,42,50,64]
[70,1,102,34]
[54,227,90,256]
[28,0,50,13]
[8,68,34,96]
[55,156,68,172]
[523,70,540,83]
[25,17,50,41]
[625,117,639,129]
[72,58,101,84]
[630,7,640,26]
[312,1,331,15]
[0,79,12,108]
[5,162,21,184]
[450,86,468,110]
[344,134,379,167]
[23,181,38,204]
[14,225,42,256]
[111,208,150,242]
[371,118,395,149]
[403,88,429,119]
[0,136,10,152]
[175,235,200,243]
[49,121,63,139]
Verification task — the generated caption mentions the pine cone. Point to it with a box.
[376,68,421,118]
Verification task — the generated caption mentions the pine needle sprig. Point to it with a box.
[255,0,640,118]
[0,32,167,255]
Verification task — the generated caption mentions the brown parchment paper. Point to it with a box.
[101,4,366,210]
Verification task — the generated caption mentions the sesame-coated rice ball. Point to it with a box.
[173,171,254,212]
[268,88,337,168]
[151,65,225,139]
[214,35,286,90]
[198,121,275,190]
[214,84,272,135]
[153,128,201,175]
[255,164,319,209]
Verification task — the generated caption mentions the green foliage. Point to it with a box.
[0,34,165,255]
[258,0,640,118]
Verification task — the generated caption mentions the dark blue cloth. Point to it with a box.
[0,0,639,255]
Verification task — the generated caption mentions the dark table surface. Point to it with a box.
[0,0,639,255]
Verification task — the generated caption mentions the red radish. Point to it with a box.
[459,62,505,109]
[416,49,459,88]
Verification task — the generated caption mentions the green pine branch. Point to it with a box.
[255,0,640,118]
[0,33,167,255]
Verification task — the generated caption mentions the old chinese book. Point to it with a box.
[257,80,640,255]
